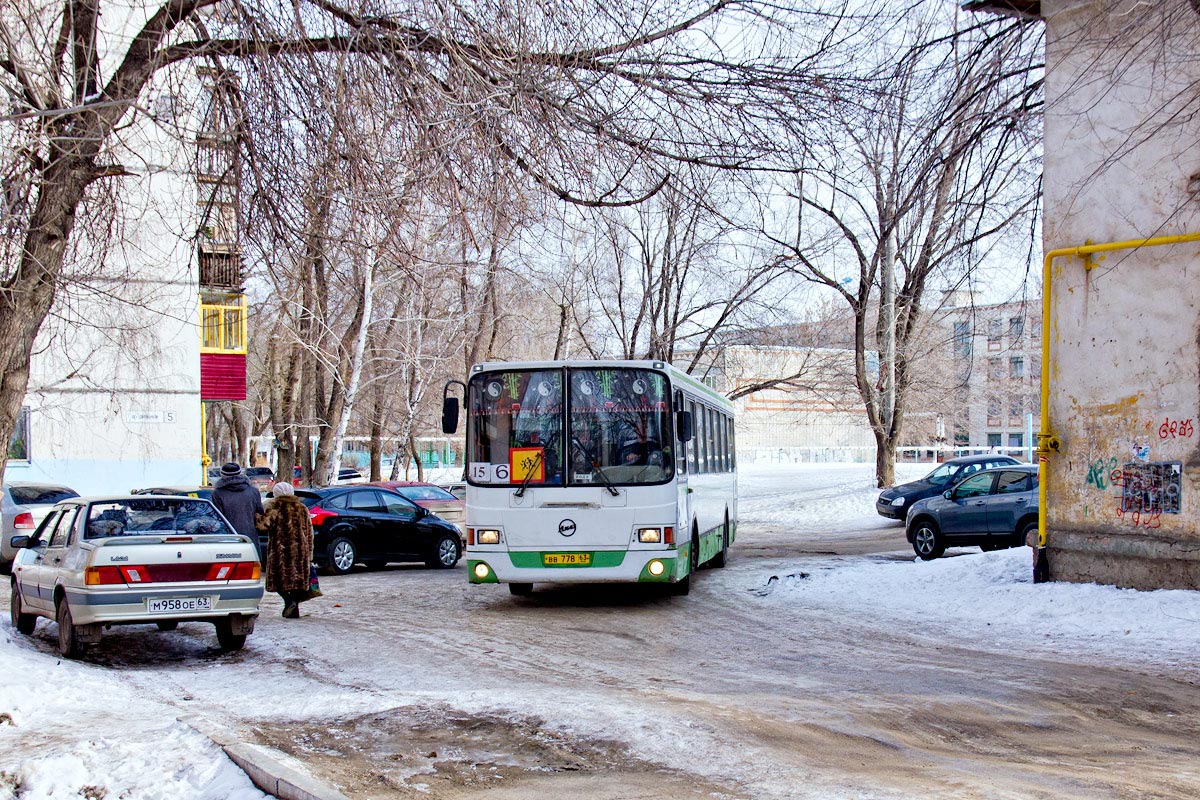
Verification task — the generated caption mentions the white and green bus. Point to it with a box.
[442,360,737,595]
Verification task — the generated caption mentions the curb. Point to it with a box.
[181,715,351,800]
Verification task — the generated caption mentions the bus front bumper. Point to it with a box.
[467,549,682,585]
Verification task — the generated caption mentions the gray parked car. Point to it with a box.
[905,464,1038,560]
[2,482,79,570]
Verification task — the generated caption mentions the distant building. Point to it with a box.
[941,295,1041,457]
[681,344,874,462]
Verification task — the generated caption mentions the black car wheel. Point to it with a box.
[10,582,35,635]
[427,533,461,569]
[1017,521,1038,549]
[911,520,945,561]
[56,597,88,659]
[214,618,247,651]
[327,537,357,574]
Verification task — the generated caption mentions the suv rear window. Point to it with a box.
[9,486,78,505]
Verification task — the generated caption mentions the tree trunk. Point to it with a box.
[325,262,374,485]
[875,429,896,488]
[0,159,91,479]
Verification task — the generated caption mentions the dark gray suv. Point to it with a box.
[905,464,1038,560]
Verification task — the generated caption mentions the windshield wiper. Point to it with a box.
[571,437,620,497]
[514,430,560,498]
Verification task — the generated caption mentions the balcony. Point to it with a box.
[198,248,243,290]
[200,294,247,355]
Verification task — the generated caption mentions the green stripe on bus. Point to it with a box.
[509,551,628,569]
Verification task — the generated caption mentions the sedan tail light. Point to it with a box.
[309,506,338,526]
[205,562,260,581]
[13,512,34,530]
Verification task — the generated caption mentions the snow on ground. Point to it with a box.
[1,460,1198,798]
[736,461,1200,674]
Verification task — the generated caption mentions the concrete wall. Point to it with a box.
[1043,0,1200,588]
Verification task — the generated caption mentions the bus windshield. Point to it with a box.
[467,367,674,487]
[568,368,673,485]
[469,370,565,485]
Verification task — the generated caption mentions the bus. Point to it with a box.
[442,360,737,596]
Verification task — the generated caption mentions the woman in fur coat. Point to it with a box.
[256,481,314,618]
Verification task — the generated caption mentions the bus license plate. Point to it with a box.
[148,596,213,613]
[543,553,591,566]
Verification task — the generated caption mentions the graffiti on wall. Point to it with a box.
[1111,461,1182,514]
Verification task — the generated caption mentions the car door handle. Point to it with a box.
[970,500,985,506]
[1014,498,1028,504]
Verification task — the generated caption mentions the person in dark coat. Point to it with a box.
[212,462,265,559]
[256,481,314,618]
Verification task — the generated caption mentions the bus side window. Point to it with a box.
[728,416,737,469]
[674,391,687,475]
[689,401,700,474]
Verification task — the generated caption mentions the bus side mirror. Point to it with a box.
[442,397,460,434]
[676,411,693,443]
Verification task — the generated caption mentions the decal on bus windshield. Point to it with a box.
[510,447,545,483]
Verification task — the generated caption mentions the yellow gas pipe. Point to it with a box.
[1036,232,1200,579]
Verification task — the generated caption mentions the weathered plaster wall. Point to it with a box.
[1043,0,1200,588]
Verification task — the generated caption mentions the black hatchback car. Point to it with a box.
[297,487,464,574]
[876,454,1021,520]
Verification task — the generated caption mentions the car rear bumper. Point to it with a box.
[60,583,263,625]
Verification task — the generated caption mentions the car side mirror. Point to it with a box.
[9,535,31,550]
[943,490,953,500]
[676,411,693,443]
[441,397,460,434]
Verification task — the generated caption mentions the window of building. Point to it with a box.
[987,433,1002,448]
[953,321,971,359]
[1008,433,1024,449]
[988,319,1002,350]
[7,406,29,461]
[1009,316,1024,341]
[987,358,1002,381]
[1010,357,1025,379]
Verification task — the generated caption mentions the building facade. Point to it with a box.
[3,28,245,493]
[942,296,1041,458]
[1004,0,1200,589]
[683,345,874,462]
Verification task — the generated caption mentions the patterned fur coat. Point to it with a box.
[256,495,314,593]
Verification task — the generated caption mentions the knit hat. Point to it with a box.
[219,462,242,477]
[271,481,294,497]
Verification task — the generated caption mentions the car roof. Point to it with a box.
[945,454,1021,465]
[5,481,76,489]
[56,495,216,505]
[370,481,435,487]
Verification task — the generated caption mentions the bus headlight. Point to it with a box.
[477,529,501,545]
[637,527,662,543]
[648,560,665,576]
[473,563,491,580]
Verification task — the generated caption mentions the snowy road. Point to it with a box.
[3,463,1200,799]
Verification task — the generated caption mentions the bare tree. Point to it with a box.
[1,0,864,477]
[760,6,1043,486]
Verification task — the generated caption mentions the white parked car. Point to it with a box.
[1,482,79,570]
[9,495,263,658]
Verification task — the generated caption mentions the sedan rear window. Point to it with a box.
[85,499,233,538]
[394,485,457,502]
[9,486,78,505]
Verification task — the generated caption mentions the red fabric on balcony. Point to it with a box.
[200,353,247,400]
